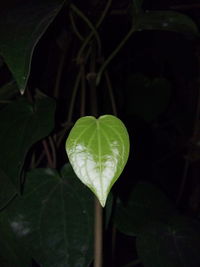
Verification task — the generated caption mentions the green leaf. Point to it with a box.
[0,80,19,102]
[115,182,176,236]
[0,95,56,201]
[136,11,199,38]
[137,216,200,267]
[0,213,31,267]
[0,164,94,267]
[0,0,66,94]
[125,74,171,122]
[132,0,144,15]
[0,169,16,210]
[66,115,130,207]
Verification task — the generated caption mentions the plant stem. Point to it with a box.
[80,64,86,117]
[105,70,117,116]
[87,44,103,267]
[42,140,54,168]
[88,44,98,117]
[48,136,57,168]
[94,198,103,267]
[35,150,45,167]
[72,0,112,62]
[54,46,67,99]
[176,158,190,205]
[69,10,84,41]
[66,47,91,124]
[176,80,200,205]
[66,69,82,123]
[96,26,135,85]
[70,4,102,61]
[30,151,36,169]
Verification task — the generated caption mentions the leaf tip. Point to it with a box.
[95,192,108,208]
[99,198,106,208]
[19,88,25,95]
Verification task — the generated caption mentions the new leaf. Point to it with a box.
[66,115,130,207]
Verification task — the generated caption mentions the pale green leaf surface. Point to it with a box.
[0,0,65,93]
[66,115,130,207]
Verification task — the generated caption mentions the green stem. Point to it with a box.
[88,44,98,117]
[105,71,117,116]
[176,158,190,205]
[70,4,102,61]
[66,69,82,123]
[54,46,67,99]
[80,64,86,117]
[57,48,91,147]
[56,70,82,147]
[96,0,113,27]
[96,26,135,85]
[69,10,84,41]
[66,47,91,124]
[73,0,112,62]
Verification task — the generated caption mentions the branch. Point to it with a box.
[70,4,102,61]
[96,26,135,85]
[42,139,54,168]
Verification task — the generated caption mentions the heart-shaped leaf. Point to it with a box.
[115,182,176,236]
[66,115,130,207]
[125,74,171,122]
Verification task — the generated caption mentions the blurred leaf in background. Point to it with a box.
[136,216,200,267]
[124,74,171,122]
[115,182,176,236]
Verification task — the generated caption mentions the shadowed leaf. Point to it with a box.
[0,0,66,93]
[0,95,55,205]
[0,164,94,267]
[136,11,199,38]
[137,216,200,267]
[115,182,176,236]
